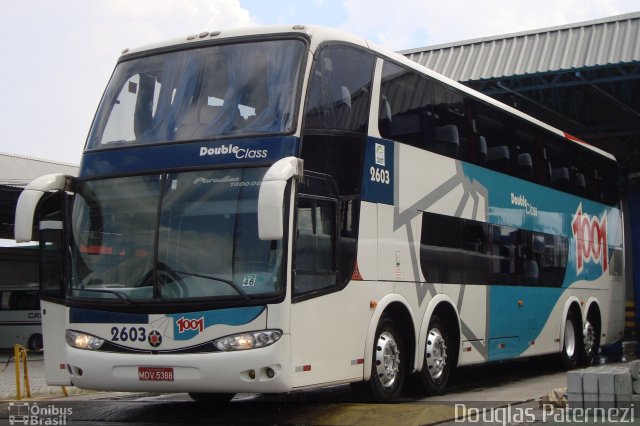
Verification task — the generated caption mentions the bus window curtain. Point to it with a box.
[139,54,202,142]
[246,43,300,132]
[204,45,257,134]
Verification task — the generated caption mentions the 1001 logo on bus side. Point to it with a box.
[571,203,608,274]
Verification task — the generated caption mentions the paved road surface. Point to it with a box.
[2,354,609,425]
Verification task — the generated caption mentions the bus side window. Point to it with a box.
[304,44,375,133]
[432,84,469,160]
[294,197,338,295]
[474,101,513,175]
[420,212,568,287]
[378,61,434,150]
[8,291,40,310]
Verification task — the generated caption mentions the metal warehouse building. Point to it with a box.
[0,152,78,287]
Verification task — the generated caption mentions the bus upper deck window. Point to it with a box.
[304,44,375,133]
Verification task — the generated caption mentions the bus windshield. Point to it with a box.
[86,39,306,149]
[70,167,284,302]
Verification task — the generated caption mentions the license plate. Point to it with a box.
[138,367,174,381]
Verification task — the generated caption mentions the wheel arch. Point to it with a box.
[416,295,461,373]
[363,294,417,381]
[583,298,602,326]
[559,297,583,351]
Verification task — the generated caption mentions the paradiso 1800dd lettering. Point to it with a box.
[571,203,608,274]
[199,145,267,159]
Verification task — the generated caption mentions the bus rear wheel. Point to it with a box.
[579,316,600,366]
[561,311,580,370]
[188,392,235,403]
[418,315,451,395]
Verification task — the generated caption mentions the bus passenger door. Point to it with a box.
[38,193,72,385]
[289,174,368,387]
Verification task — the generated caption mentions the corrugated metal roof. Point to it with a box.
[0,151,78,188]
[402,11,640,82]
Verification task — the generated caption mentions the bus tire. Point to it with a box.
[359,315,405,402]
[418,315,451,395]
[188,392,235,403]
[578,314,600,366]
[561,311,580,370]
[28,334,43,351]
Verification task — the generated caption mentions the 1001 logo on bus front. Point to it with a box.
[176,317,204,334]
[571,203,607,274]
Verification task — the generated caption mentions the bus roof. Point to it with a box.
[119,24,616,163]
[119,24,368,57]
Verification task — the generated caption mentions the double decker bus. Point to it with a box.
[15,25,624,402]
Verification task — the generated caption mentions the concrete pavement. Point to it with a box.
[2,352,636,425]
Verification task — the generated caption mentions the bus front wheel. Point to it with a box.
[354,316,405,402]
[28,334,43,351]
[418,315,451,395]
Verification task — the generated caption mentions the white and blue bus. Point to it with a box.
[15,25,624,402]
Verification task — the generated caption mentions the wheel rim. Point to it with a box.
[564,319,576,358]
[375,331,400,389]
[583,320,596,357]
[426,327,447,381]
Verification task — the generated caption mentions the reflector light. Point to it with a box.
[352,262,363,280]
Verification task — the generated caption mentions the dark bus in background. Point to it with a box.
[0,284,42,350]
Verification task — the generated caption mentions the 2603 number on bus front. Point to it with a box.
[111,326,147,342]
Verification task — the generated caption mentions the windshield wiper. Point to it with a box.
[172,270,251,301]
[77,288,134,306]
[103,139,130,146]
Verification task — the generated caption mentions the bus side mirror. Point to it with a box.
[258,157,303,241]
[15,174,75,243]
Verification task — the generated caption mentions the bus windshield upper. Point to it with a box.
[70,167,284,303]
[86,39,306,149]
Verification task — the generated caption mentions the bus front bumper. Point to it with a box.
[64,335,292,394]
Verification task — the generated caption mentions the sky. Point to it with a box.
[0,0,638,165]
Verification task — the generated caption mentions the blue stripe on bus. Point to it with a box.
[166,306,266,341]
[80,136,300,178]
[458,161,619,360]
[487,286,562,361]
[459,161,620,285]
[69,308,149,324]
[461,162,598,235]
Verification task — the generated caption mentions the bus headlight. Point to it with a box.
[213,330,282,351]
[65,330,104,351]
